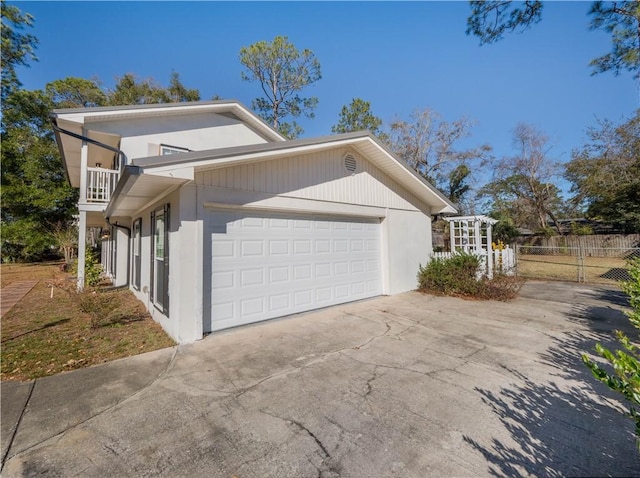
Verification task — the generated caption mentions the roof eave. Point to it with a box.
[137,131,457,214]
[51,100,286,143]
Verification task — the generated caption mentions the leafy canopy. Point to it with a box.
[466,0,543,45]
[240,36,321,139]
[589,1,640,78]
[108,71,200,106]
[583,257,640,452]
[331,98,384,138]
[466,1,640,79]
[565,110,640,233]
[0,0,38,101]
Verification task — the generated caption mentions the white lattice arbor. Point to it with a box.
[443,215,498,277]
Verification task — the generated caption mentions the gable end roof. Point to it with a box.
[134,131,457,214]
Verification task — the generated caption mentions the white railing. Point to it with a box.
[86,167,119,203]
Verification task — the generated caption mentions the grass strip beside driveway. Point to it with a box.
[1,263,175,382]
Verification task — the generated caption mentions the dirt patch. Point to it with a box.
[1,263,175,382]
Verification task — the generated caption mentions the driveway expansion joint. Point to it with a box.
[3,347,179,463]
[1,380,35,471]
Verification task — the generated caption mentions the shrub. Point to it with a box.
[54,279,121,329]
[418,252,481,296]
[418,252,522,300]
[72,248,102,286]
[583,257,640,452]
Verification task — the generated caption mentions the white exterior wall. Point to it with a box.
[171,184,204,342]
[127,188,204,343]
[383,209,432,295]
[197,148,427,213]
[88,113,269,162]
[113,226,129,287]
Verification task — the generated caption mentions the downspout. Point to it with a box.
[106,217,131,289]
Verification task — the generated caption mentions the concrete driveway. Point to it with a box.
[2,281,639,477]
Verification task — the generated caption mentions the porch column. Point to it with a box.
[79,137,88,203]
[487,223,494,279]
[76,137,89,290]
[77,210,87,290]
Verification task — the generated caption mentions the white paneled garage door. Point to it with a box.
[206,210,382,332]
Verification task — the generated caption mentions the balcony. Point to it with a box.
[86,167,120,203]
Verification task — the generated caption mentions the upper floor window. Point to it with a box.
[159,144,189,155]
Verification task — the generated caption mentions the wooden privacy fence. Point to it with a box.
[431,248,515,278]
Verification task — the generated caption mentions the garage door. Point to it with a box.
[206,210,382,331]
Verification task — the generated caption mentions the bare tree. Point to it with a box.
[482,123,563,233]
[387,107,492,205]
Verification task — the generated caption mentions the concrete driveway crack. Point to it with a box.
[364,366,378,398]
[260,409,331,458]
[235,321,392,401]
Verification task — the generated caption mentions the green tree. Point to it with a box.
[479,123,563,233]
[1,88,78,261]
[45,77,107,108]
[387,107,492,193]
[583,257,640,452]
[466,1,640,79]
[447,164,472,206]
[331,98,384,138]
[107,72,200,106]
[0,0,38,101]
[107,73,170,105]
[565,111,640,232]
[589,1,640,78]
[240,36,321,139]
[490,213,521,244]
[466,0,543,45]
[167,71,200,103]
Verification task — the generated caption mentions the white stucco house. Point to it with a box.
[51,100,456,343]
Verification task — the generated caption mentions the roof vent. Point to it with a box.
[344,153,357,173]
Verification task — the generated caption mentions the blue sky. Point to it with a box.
[13,1,638,199]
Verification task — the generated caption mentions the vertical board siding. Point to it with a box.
[196,148,424,211]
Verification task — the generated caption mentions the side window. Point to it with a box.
[132,218,141,290]
[151,204,170,315]
[159,144,189,155]
[111,225,117,278]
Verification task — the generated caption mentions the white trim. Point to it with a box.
[203,193,388,219]
[54,102,286,143]
[132,183,184,219]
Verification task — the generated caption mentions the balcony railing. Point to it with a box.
[86,167,119,203]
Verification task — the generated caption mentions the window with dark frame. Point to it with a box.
[132,218,142,290]
[151,204,170,316]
